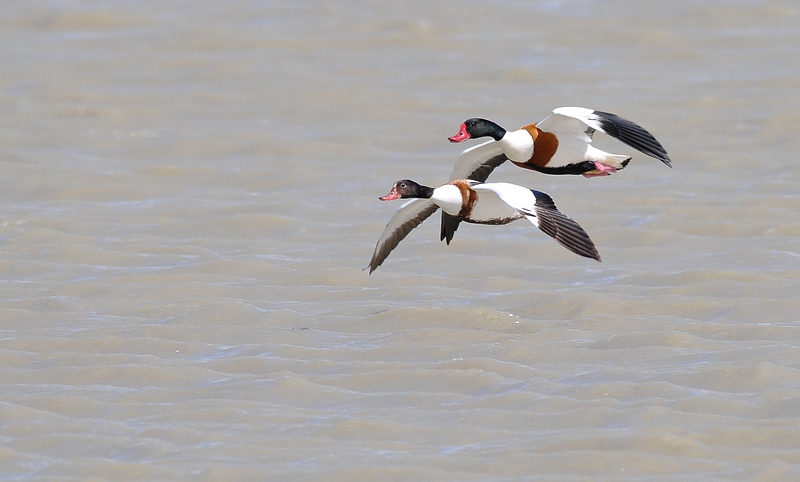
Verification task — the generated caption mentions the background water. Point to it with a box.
[2,0,800,480]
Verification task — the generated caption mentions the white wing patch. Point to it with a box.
[472,182,536,209]
[471,182,536,223]
[537,106,601,143]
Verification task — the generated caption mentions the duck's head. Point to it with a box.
[379,180,432,201]
[448,118,506,143]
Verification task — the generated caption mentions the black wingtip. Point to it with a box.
[533,205,601,262]
[594,111,672,167]
[366,259,380,274]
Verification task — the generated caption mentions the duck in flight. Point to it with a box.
[441,106,672,244]
[448,106,671,178]
[368,179,600,274]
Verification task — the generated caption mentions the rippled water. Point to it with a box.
[2,0,800,480]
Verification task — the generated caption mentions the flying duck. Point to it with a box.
[368,179,600,274]
[440,106,672,244]
[448,106,671,178]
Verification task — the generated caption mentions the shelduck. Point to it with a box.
[368,179,600,274]
[448,106,671,178]
[441,106,672,243]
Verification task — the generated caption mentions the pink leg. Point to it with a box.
[582,162,617,178]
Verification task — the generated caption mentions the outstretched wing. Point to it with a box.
[368,199,439,274]
[538,106,671,167]
[440,141,509,245]
[473,183,601,262]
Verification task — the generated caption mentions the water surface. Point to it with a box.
[2,1,800,480]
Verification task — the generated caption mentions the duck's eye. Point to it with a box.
[399,183,406,188]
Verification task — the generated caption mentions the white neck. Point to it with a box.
[498,129,534,162]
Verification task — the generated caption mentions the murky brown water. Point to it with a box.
[2,1,800,480]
